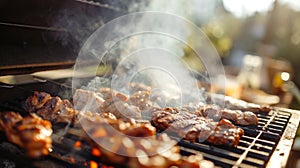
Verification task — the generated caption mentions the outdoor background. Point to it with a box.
[141,0,300,109]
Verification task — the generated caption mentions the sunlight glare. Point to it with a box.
[223,0,275,17]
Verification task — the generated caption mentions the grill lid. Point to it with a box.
[0,0,138,76]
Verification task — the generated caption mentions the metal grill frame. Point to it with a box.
[267,108,300,168]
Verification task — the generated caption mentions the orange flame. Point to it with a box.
[102,165,114,168]
[74,141,81,148]
[92,148,101,157]
[90,161,98,168]
[70,157,76,164]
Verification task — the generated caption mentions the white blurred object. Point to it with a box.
[237,55,263,89]
[284,80,300,104]
[242,88,280,105]
[281,72,290,82]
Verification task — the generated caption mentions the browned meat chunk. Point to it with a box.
[24,92,78,123]
[73,89,105,113]
[223,110,258,126]
[37,97,77,123]
[128,91,153,111]
[100,112,117,120]
[0,111,52,158]
[206,119,244,146]
[102,99,141,120]
[129,82,151,93]
[98,87,128,101]
[151,108,199,132]
[36,97,61,120]
[0,111,23,130]
[152,108,244,147]
[200,105,258,126]
[74,88,139,121]
[98,87,113,99]
[123,122,156,137]
[23,91,51,112]
[177,117,216,143]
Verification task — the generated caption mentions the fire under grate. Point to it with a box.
[0,77,299,168]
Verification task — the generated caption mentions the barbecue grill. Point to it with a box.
[1,1,300,168]
[0,76,299,168]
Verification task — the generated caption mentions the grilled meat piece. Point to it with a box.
[74,88,140,121]
[23,91,51,112]
[152,108,244,147]
[129,82,151,93]
[206,119,244,146]
[200,105,258,126]
[0,111,23,130]
[151,108,200,131]
[79,111,118,123]
[81,114,214,168]
[98,87,128,101]
[100,89,142,120]
[98,87,113,99]
[123,122,156,137]
[73,89,105,113]
[128,90,153,111]
[36,97,61,120]
[102,98,142,120]
[37,97,77,123]
[100,112,117,120]
[81,112,155,138]
[222,110,258,126]
[57,99,78,123]
[177,118,216,143]
[24,92,78,123]
[0,111,52,158]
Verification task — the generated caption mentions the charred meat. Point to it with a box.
[199,105,258,126]
[206,118,244,146]
[0,111,52,158]
[152,108,244,147]
[74,88,142,121]
[24,91,78,123]
[23,91,51,112]
[73,89,105,113]
[102,97,142,120]
[128,90,153,111]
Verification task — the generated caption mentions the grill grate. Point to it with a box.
[0,77,299,168]
[176,110,292,168]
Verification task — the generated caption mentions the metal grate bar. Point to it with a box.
[234,131,263,167]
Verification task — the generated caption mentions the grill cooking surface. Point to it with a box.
[177,110,291,168]
[0,77,299,168]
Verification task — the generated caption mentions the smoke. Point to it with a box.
[49,0,147,51]
[69,0,226,104]
[71,1,226,157]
